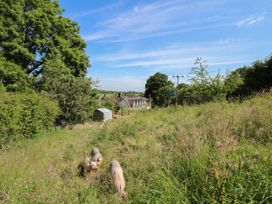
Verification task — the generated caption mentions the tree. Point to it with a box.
[188,57,227,103]
[224,66,249,98]
[225,56,272,98]
[189,58,211,103]
[37,57,97,126]
[242,57,272,94]
[100,94,115,110]
[0,0,98,125]
[144,72,174,105]
[209,73,227,101]
[0,57,31,92]
[0,0,89,77]
[156,84,175,107]
[190,57,210,85]
[177,83,191,105]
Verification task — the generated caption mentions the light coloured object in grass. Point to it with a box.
[91,147,103,167]
[84,156,92,172]
[110,159,127,198]
[90,160,98,170]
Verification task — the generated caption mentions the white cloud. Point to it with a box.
[94,41,235,62]
[92,40,249,71]
[116,58,246,69]
[69,3,121,19]
[84,31,112,41]
[83,0,229,42]
[236,15,264,27]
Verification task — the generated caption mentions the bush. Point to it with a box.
[0,57,31,92]
[225,56,272,98]
[0,91,59,148]
[37,57,97,126]
[100,94,115,110]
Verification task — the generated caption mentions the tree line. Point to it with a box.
[145,56,272,107]
[0,0,97,147]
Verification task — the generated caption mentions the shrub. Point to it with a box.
[0,57,30,92]
[0,91,59,148]
[37,58,97,126]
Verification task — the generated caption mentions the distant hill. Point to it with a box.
[95,89,144,97]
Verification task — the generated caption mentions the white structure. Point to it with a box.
[93,108,112,121]
[116,96,148,109]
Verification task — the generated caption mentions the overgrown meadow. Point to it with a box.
[0,93,272,203]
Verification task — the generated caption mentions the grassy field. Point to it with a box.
[0,94,272,203]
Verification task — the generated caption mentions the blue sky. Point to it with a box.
[60,0,272,92]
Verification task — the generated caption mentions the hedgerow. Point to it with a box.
[0,91,59,148]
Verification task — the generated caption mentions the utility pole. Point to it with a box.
[173,75,184,105]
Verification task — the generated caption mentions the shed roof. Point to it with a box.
[96,108,112,113]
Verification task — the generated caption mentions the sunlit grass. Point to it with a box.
[0,94,272,203]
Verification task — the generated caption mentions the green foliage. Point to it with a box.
[156,84,175,107]
[176,83,191,105]
[0,91,59,148]
[144,72,174,106]
[209,73,227,101]
[1,94,272,203]
[177,58,227,104]
[0,57,31,92]
[99,94,115,110]
[172,148,272,203]
[96,90,143,97]
[0,0,96,126]
[242,58,272,93]
[38,58,97,126]
[161,55,272,106]
[1,94,272,202]
[226,55,272,98]
[190,57,210,85]
[0,0,89,77]
[225,66,250,98]
[0,82,6,92]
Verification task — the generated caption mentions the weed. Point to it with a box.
[1,94,272,203]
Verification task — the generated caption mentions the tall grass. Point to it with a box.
[0,94,272,203]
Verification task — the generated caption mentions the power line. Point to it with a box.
[172,75,184,105]
[172,75,184,87]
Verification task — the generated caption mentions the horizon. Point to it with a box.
[60,0,272,92]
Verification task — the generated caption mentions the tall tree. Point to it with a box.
[156,84,175,106]
[0,0,89,77]
[190,57,210,85]
[0,0,97,125]
[225,56,272,98]
[144,72,174,105]
[189,57,211,103]
[177,83,191,105]
[188,57,227,103]
[0,56,30,92]
[38,57,97,125]
[224,66,249,98]
[242,57,272,94]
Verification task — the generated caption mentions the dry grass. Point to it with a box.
[0,94,272,203]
